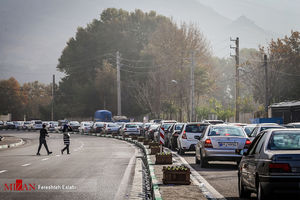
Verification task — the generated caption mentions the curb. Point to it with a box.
[0,139,25,149]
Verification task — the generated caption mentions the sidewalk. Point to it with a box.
[148,149,207,200]
[0,135,24,149]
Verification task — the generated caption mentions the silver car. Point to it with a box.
[195,124,251,167]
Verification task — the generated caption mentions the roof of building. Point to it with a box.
[269,101,300,108]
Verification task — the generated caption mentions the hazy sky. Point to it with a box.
[197,0,300,34]
[0,0,299,84]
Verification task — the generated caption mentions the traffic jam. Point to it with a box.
[1,116,300,199]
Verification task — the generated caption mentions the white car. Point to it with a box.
[29,120,43,131]
[79,121,93,134]
[121,123,140,136]
[177,123,209,155]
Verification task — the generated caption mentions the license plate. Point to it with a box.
[218,142,237,147]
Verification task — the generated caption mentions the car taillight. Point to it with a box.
[204,139,213,148]
[269,163,291,173]
[244,139,251,149]
[182,131,187,139]
[108,128,111,131]
[124,128,127,131]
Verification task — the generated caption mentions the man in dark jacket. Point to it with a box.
[37,124,52,155]
[61,124,71,154]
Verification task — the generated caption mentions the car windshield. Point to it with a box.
[35,121,42,124]
[185,124,207,133]
[126,124,137,128]
[108,124,117,127]
[96,123,104,127]
[208,126,245,137]
[70,122,79,125]
[268,131,300,150]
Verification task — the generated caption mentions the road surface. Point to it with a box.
[0,130,137,200]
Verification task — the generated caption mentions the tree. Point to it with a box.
[56,8,170,118]
[0,77,25,120]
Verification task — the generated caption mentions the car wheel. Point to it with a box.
[257,181,269,200]
[200,149,209,168]
[179,147,185,155]
[195,154,200,164]
[238,175,251,198]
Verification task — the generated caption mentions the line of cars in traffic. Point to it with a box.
[143,120,300,199]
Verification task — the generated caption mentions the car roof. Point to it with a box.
[186,122,209,125]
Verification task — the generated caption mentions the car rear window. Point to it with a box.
[208,127,245,137]
[35,121,42,124]
[268,131,300,150]
[185,124,207,133]
[96,123,104,127]
[126,124,137,128]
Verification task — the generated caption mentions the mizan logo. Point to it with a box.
[2,179,36,191]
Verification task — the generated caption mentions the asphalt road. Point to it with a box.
[179,152,256,200]
[0,130,137,200]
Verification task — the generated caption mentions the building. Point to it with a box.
[268,101,300,124]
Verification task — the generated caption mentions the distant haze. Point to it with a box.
[0,0,299,83]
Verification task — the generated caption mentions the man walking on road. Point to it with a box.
[61,124,71,154]
[37,124,52,155]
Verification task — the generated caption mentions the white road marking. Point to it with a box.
[0,170,7,174]
[41,158,49,161]
[56,155,61,157]
[167,149,226,200]
[21,163,31,167]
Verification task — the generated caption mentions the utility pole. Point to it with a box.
[230,37,240,122]
[264,54,269,116]
[51,74,55,121]
[116,51,121,116]
[190,51,195,122]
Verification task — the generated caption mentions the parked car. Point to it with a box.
[5,121,15,129]
[56,120,69,132]
[166,123,184,150]
[142,123,153,137]
[249,123,284,141]
[120,123,140,136]
[195,124,251,167]
[145,124,160,140]
[134,122,144,134]
[0,121,4,130]
[284,122,300,128]
[243,124,257,136]
[160,121,177,146]
[14,121,23,130]
[104,123,120,134]
[202,119,224,125]
[47,121,58,132]
[22,121,31,130]
[177,122,209,155]
[238,129,300,199]
[28,120,43,131]
[79,121,93,134]
[68,121,80,132]
[91,122,105,133]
